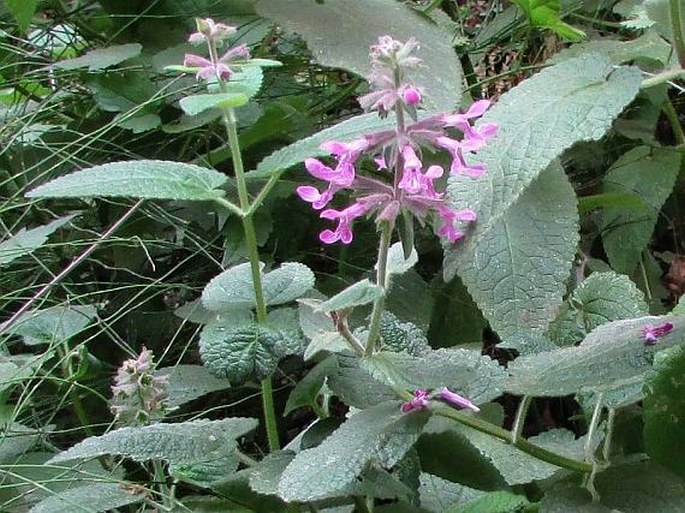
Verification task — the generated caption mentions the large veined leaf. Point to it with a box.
[202,262,315,311]
[505,313,684,396]
[419,473,486,512]
[29,483,146,513]
[277,401,428,501]
[155,365,231,408]
[644,346,685,479]
[548,271,648,346]
[26,161,227,201]
[539,461,685,512]
[199,316,303,384]
[0,215,76,266]
[445,53,642,336]
[255,0,462,111]
[53,43,142,71]
[448,162,579,339]
[48,418,257,465]
[1,305,97,345]
[601,146,681,275]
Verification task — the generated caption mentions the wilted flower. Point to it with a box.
[438,387,480,412]
[110,347,169,426]
[401,389,430,412]
[401,388,480,413]
[298,35,498,246]
[642,322,673,345]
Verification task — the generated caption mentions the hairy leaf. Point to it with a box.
[452,490,529,513]
[0,215,76,266]
[29,483,146,513]
[277,401,428,501]
[54,43,142,71]
[318,279,383,312]
[26,160,227,200]
[156,365,231,408]
[180,93,249,116]
[1,305,97,345]
[419,473,486,512]
[202,262,315,311]
[548,272,648,346]
[379,312,431,356]
[48,418,257,464]
[256,0,462,110]
[601,146,681,275]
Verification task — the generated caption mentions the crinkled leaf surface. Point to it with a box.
[0,215,76,266]
[548,271,648,346]
[419,472,486,513]
[49,418,257,465]
[29,483,146,513]
[362,349,507,405]
[506,313,685,396]
[26,160,227,200]
[445,54,641,336]
[255,0,462,111]
[453,490,529,513]
[156,365,231,408]
[601,146,681,275]
[277,401,428,501]
[202,262,315,311]
[54,43,142,71]
[2,305,97,345]
[449,162,579,339]
[379,312,431,356]
[199,319,303,383]
[644,346,685,479]
[539,461,685,512]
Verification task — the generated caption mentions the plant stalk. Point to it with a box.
[432,404,594,474]
[364,222,394,356]
[669,0,685,68]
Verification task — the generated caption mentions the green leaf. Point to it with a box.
[319,279,383,312]
[451,490,529,513]
[644,346,685,479]
[444,54,642,339]
[255,0,462,111]
[512,0,585,40]
[26,160,228,201]
[170,453,239,488]
[428,276,485,347]
[6,0,38,33]
[601,146,682,275]
[180,93,249,116]
[156,365,231,408]
[505,313,684,396]
[249,451,295,496]
[328,359,397,409]
[419,473,486,513]
[539,461,685,512]
[54,44,142,71]
[277,401,428,501]
[48,418,257,465]
[29,483,146,513]
[251,112,394,178]
[284,356,337,415]
[385,242,419,278]
[498,331,557,356]
[448,162,579,339]
[0,215,76,266]
[386,270,434,331]
[548,272,649,346]
[2,305,97,345]
[199,320,303,383]
[362,349,507,405]
[379,312,431,356]
[202,262,315,311]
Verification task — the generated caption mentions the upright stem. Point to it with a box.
[211,36,279,452]
[669,0,685,68]
[364,222,394,356]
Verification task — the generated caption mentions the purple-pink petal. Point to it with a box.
[438,387,480,412]
[401,389,430,413]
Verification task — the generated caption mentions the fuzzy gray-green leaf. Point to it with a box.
[26,160,227,200]
[29,483,146,513]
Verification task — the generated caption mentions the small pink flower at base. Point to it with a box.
[438,387,480,412]
[642,322,674,345]
[319,203,368,244]
[401,389,430,412]
[402,85,422,106]
[183,54,232,81]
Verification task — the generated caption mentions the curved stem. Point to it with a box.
[669,0,685,68]
[432,403,594,474]
[364,222,394,355]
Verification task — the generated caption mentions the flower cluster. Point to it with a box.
[401,387,480,413]
[182,18,250,82]
[641,321,673,345]
[110,347,169,426]
[297,36,497,245]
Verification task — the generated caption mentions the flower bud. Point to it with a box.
[402,85,422,106]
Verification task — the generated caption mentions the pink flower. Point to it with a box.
[402,85,422,106]
[436,206,476,243]
[188,18,237,44]
[435,136,487,178]
[438,387,479,412]
[642,322,673,345]
[440,100,491,130]
[182,44,250,82]
[319,203,368,244]
[401,389,430,412]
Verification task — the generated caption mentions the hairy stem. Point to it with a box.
[663,99,685,146]
[669,0,685,68]
[511,395,531,444]
[364,222,394,355]
[432,404,594,474]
